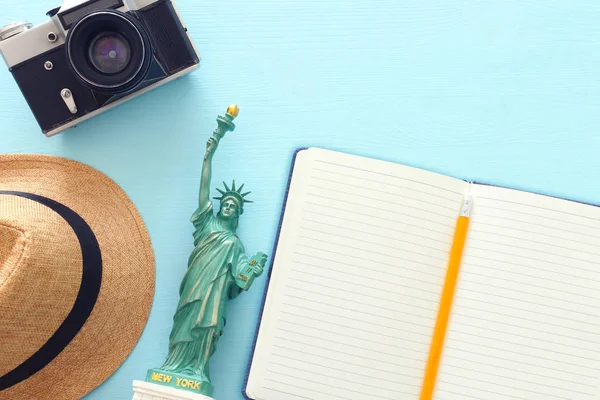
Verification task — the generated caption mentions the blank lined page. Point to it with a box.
[435,184,600,400]
[246,147,467,400]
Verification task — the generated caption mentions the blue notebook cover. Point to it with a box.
[242,147,308,400]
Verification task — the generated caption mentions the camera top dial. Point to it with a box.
[0,21,33,41]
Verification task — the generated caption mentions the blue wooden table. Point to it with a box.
[2,1,600,399]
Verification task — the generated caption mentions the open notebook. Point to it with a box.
[244,147,600,400]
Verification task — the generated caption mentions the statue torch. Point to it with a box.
[213,104,239,143]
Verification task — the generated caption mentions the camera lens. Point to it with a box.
[89,32,131,74]
[66,10,151,94]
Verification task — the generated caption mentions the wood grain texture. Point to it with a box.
[1,0,600,399]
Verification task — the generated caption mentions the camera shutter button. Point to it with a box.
[0,21,33,41]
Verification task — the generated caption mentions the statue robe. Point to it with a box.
[161,203,248,377]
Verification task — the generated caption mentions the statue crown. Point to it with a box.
[214,180,252,213]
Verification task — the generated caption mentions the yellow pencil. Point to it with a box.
[420,196,473,400]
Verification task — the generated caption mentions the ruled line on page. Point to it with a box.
[447,335,599,365]
[283,292,434,338]
[433,389,481,400]
[463,258,600,290]
[457,280,600,318]
[436,379,571,400]
[275,335,420,371]
[451,310,599,343]
[281,304,432,344]
[294,249,445,281]
[264,370,400,400]
[268,361,408,393]
[475,195,600,222]
[295,242,443,274]
[447,329,597,363]
[465,254,600,284]
[306,192,455,226]
[466,242,600,273]
[468,233,600,263]
[476,202,600,231]
[442,345,598,381]
[270,343,422,379]
[289,266,441,297]
[304,202,454,236]
[297,231,447,263]
[453,301,600,340]
[298,225,448,259]
[442,371,589,398]
[290,261,437,302]
[271,361,418,390]
[265,386,316,400]
[286,282,438,314]
[302,212,452,244]
[473,212,596,241]
[268,336,426,399]
[307,181,459,215]
[272,338,418,374]
[467,244,600,272]
[294,262,436,304]
[264,379,352,400]
[308,178,460,211]
[468,221,599,248]
[294,244,446,276]
[278,317,430,356]
[279,312,430,348]
[283,292,435,331]
[297,235,446,268]
[262,387,314,400]
[311,167,462,201]
[301,218,450,253]
[268,352,405,384]
[460,269,600,303]
[289,265,440,304]
[269,356,419,390]
[447,320,594,353]
[313,159,465,197]
[441,359,596,389]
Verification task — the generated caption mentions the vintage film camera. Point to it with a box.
[0,0,200,137]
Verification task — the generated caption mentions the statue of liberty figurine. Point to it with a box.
[143,105,267,399]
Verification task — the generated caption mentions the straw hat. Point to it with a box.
[0,154,155,399]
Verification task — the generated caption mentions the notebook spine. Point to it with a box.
[241,147,309,400]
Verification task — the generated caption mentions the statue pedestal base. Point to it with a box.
[132,381,214,400]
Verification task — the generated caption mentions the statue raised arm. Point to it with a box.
[198,103,237,210]
[198,136,218,211]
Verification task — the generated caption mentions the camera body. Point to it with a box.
[0,0,200,136]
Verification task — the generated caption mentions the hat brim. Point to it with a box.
[0,154,155,400]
